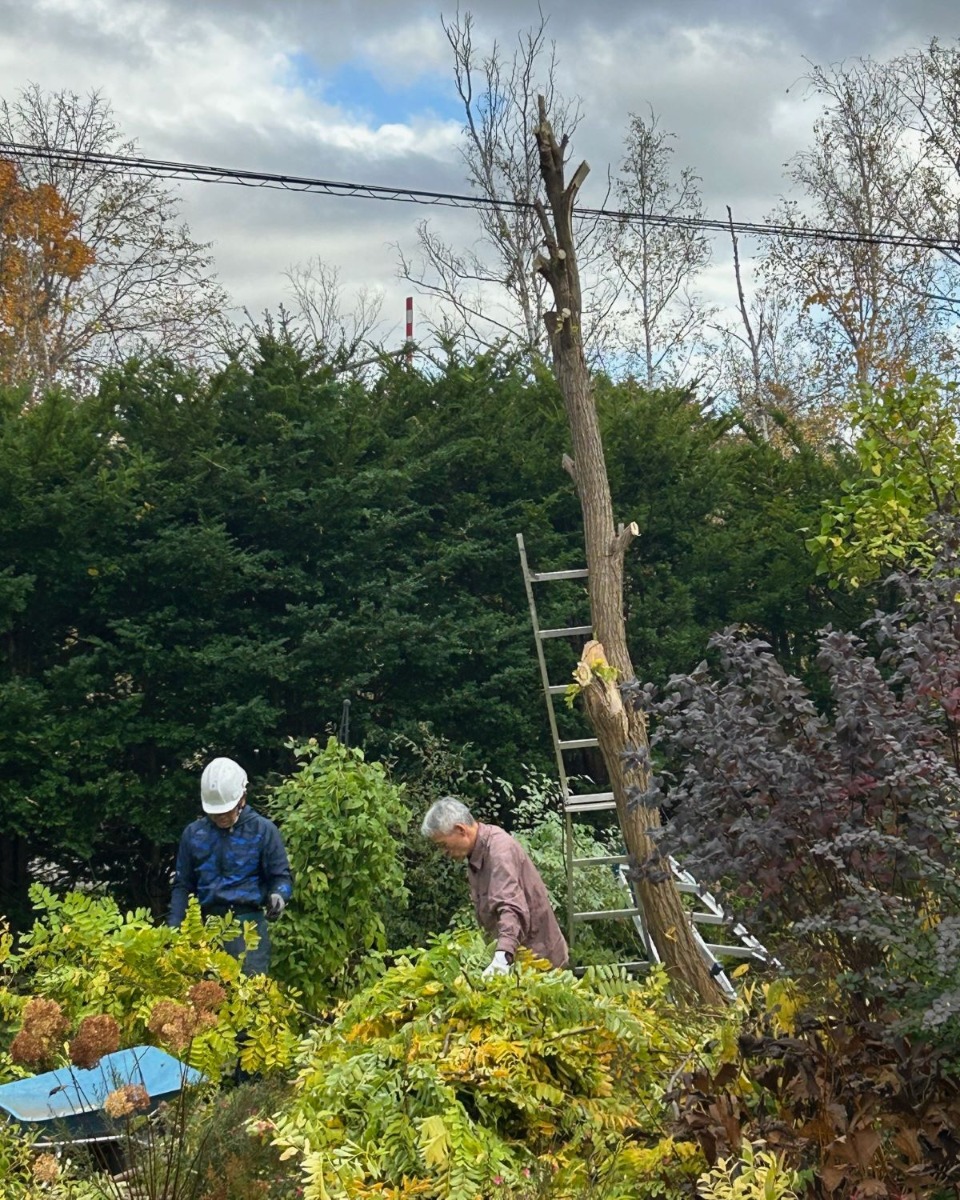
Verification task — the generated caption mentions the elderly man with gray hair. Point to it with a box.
[422,796,568,977]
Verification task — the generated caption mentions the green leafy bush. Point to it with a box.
[272,930,716,1200]
[266,737,410,1011]
[807,374,960,585]
[3,885,301,1082]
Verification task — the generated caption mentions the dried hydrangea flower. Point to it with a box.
[124,1083,151,1112]
[21,998,69,1042]
[31,1153,60,1183]
[102,1083,151,1119]
[69,1014,120,1069]
[10,1029,47,1066]
[187,981,226,1013]
[103,1087,134,1119]
[147,1000,197,1052]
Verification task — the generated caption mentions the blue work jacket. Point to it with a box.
[169,806,293,927]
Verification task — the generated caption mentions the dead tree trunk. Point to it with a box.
[532,97,725,1005]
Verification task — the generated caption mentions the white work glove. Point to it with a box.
[266,893,286,921]
[482,950,511,979]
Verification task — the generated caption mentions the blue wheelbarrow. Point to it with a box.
[0,1045,205,1147]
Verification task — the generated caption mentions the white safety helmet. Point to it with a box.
[200,757,248,814]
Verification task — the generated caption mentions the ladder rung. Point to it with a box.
[700,943,766,959]
[547,684,569,695]
[564,791,616,812]
[572,854,630,868]
[573,907,642,921]
[674,880,705,895]
[689,912,726,925]
[559,737,599,751]
[531,569,589,581]
[566,799,616,813]
[538,625,593,639]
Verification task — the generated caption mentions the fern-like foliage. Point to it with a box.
[272,931,719,1199]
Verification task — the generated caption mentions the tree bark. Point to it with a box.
[532,97,725,1005]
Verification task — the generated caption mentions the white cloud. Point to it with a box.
[359,15,454,85]
[4,0,960,351]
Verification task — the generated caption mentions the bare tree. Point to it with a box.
[285,257,386,368]
[713,211,818,440]
[759,59,953,412]
[0,86,230,390]
[532,96,725,1005]
[609,107,714,385]
[400,10,617,361]
[894,39,960,303]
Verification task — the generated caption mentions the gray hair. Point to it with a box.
[421,796,476,838]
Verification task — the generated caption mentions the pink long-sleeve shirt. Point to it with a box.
[466,823,568,968]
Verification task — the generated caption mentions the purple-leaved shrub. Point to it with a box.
[627,525,960,1034]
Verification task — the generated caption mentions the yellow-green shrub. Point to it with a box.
[272,931,726,1200]
[3,885,301,1081]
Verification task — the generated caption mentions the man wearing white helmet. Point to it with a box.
[168,756,293,975]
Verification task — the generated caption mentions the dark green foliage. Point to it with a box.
[0,339,857,922]
[265,737,409,1010]
[381,728,493,950]
[597,380,863,684]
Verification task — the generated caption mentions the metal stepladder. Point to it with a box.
[516,534,773,998]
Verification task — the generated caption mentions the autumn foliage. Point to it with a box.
[0,156,94,386]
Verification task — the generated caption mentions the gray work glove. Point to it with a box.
[266,893,286,921]
[482,950,511,979]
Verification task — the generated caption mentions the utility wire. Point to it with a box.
[3,140,959,255]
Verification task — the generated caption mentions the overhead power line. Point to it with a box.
[3,140,959,256]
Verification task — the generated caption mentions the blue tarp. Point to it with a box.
[0,1045,204,1140]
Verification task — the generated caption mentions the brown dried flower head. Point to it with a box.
[187,980,226,1013]
[21,998,69,1044]
[69,1014,121,1069]
[148,1000,198,1052]
[103,1086,133,1119]
[10,1029,47,1067]
[31,1153,60,1184]
[103,1083,151,1119]
[126,1083,151,1112]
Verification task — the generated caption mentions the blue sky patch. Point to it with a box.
[286,52,461,126]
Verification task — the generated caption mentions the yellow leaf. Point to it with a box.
[418,1115,450,1169]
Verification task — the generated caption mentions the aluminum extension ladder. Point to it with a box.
[516,533,772,997]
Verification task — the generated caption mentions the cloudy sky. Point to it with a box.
[2,0,959,348]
